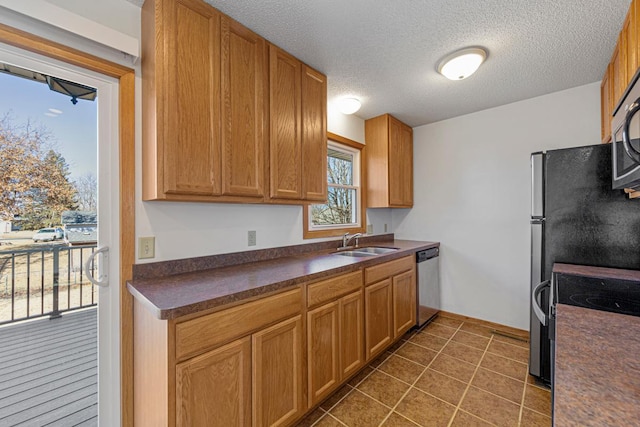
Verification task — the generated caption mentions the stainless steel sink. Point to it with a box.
[334,250,377,257]
[333,247,399,257]
[353,247,399,254]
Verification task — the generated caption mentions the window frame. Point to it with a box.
[303,132,366,239]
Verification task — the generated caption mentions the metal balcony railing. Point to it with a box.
[0,244,98,325]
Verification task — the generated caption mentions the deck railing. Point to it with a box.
[0,244,98,325]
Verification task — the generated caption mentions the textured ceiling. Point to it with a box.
[129,0,630,127]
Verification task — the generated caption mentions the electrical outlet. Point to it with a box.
[384,224,388,233]
[367,224,373,234]
[138,236,155,259]
[248,230,257,246]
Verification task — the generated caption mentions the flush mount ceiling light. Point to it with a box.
[338,97,361,115]
[437,47,487,81]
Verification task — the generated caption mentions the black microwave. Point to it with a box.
[612,78,640,190]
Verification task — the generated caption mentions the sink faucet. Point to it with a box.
[341,232,363,249]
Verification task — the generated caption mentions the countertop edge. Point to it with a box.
[553,263,640,281]
[128,240,438,320]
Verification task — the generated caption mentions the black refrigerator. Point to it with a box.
[529,143,640,384]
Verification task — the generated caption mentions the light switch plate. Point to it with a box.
[248,230,257,246]
[367,224,373,234]
[138,236,155,259]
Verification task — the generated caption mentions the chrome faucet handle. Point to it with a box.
[340,232,363,249]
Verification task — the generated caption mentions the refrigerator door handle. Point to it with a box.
[531,152,545,218]
[532,280,550,327]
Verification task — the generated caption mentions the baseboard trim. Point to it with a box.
[438,310,529,341]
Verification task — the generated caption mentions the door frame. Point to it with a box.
[0,23,136,426]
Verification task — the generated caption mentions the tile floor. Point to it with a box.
[296,314,551,427]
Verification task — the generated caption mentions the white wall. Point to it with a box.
[393,82,601,330]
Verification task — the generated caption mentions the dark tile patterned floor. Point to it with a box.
[296,314,551,427]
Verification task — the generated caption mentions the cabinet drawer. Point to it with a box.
[175,288,302,361]
[365,255,414,285]
[307,270,362,308]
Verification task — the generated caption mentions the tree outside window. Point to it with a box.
[305,134,365,238]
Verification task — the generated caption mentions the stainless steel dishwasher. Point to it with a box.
[416,247,440,327]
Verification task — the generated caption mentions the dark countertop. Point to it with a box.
[127,238,438,320]
[554,304,640,426]
[553,263,640,281]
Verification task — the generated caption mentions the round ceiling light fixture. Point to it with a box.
[338,97,362,115]
[437,47,487,81]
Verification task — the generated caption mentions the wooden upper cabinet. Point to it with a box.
[142,0,267,202]
[268,45,327,203]
[612,33,627,110]
[601,0,640,143]
[221,17,267,198]
[636,0,640,82]
[301,66,328,202]
[142,0,222,199]
[601,64,613,144]
[625,1,638,85]
[143,0,327,205]
[269,46,302,200]
[365,114,414,208]
[392,118,414,206]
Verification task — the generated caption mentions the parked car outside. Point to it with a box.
[32,227,64,242]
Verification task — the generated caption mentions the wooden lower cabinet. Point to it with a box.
[364,255,417,360]
[393,269,417,339]
[340,291,364,379]
[176,337,251,427]
[253,315,304,427]
[307,290,364,407]
[307,302,340,406]
[365,279,393,360]
[133,288,304,427]
[135,257,419,426]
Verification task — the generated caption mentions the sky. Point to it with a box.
[0,71,97,181]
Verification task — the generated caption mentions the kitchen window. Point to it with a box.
[304,133,366,238]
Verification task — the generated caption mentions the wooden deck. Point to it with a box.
[0,307,97,426]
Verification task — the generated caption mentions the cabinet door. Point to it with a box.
[340,291,364,379]
[221,16,267,198]
[625,4,637,87]
[163,0,221,196]
[365,279,393,360]
[176,337,251,427]
[388,116,413,207]
[400,123,413,206]
[612,34,626,108]
[392,269,416,339]
[307,302,339,407]
[601,64,613,144]
[301,65,328,201]
[269,46,302,200]
[252,316,303,427]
